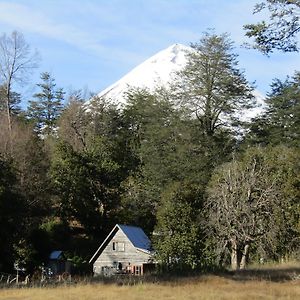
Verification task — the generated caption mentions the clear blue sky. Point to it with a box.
[0,0,299,103]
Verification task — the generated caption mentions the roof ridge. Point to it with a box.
[89,224,152,264]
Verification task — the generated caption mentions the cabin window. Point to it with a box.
[112,241,125,252]
[134,265,142,275]
[118,242,125,251]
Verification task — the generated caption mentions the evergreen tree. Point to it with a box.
[173,31,254,136]
[247,72,300,147]
[0,85,22,115]
[120,88,190,233]
[120,87,235,235]
[27,72,64,135]
[244,0,300,54]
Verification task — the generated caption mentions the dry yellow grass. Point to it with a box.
[0,276,299,300]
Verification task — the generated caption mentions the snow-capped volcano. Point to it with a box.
[96,43,191,104]
[93,43,265,120]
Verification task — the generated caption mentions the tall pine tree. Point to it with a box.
[27,72,64,135]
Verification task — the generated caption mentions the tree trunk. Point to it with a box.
[240,244,250,270]
[5,83,12,154]
[230,239,239,270]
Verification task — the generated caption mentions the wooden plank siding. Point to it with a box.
[93,228,151,275]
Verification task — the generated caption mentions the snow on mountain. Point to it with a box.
[244,90,266,120]
[93,43,265,120]
[96,43,191,105]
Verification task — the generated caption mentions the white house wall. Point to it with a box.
[93,228,151,275]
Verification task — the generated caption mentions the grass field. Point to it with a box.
[0,264,299,300]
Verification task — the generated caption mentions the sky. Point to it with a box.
[0,0,299,105]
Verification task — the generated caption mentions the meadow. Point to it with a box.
[0,263,299,300]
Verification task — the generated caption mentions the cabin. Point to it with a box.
[89,224,155,276]
[48,250,72,276]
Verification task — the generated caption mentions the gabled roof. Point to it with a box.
[118,224,151,253]
[89,224,152,264]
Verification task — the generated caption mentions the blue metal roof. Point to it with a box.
[89,224,152,264]
[49,250,63,260]
[118,224,151,252]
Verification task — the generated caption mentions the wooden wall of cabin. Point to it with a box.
[93,229,151,275]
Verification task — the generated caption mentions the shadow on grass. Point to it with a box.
[89,267,300,286]
[1,264,299,289]
[86,263,300,286]
[224,266,300,282]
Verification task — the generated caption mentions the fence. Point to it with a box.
[0,271,30,286]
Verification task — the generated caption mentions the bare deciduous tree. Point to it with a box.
[58,91,88,151]
[206,147,299,270]
[0,31,38,151]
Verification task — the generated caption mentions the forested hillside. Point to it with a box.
[0,26,299,274]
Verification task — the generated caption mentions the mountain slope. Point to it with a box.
[96,43,191,104]
[94,43,265,120]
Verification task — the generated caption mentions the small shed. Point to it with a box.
[48,251,71,275]
[89,224,155,276]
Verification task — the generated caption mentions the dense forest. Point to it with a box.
[0,1,299,275]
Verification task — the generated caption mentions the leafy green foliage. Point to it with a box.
[123,88,188,186]
[50,141,120,236]
[154,182,204,271]
[0,157,25,271]
[247,72,300,147]
[120,87,235,235]
[244,0,300,54]
[0,29,299,274]
[173,31,254,136]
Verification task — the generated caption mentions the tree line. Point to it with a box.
[0,4,299,274]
